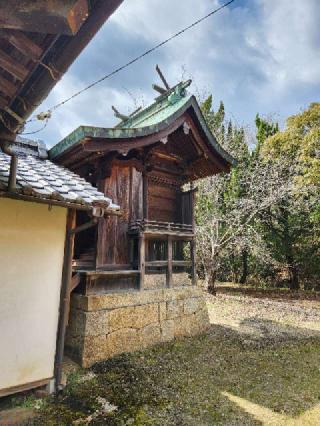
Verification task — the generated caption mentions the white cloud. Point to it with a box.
[260,0,320,87]
[23,0,320,145]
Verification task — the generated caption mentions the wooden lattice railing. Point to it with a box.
[128,219,194,235]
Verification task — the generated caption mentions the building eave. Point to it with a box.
[49,93,236,169]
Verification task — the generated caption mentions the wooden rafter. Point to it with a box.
[0,94,7,108]
[186,117,228,172]
[82,115,187,154]
[0,48,29,81]
[0,0,89,35]
[0,30,42,60]
[0,74,17,98]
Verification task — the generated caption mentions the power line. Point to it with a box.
[20,0,236,135]
[19,118,49,136]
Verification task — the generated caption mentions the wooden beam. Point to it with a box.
[167,236,173,288]
[83,115,187,154]
[0,378,51,398]
[0,74,18,98]
[156,65,170,90]
[142,171,148,220]
[3,0,123,139]
[145,260,168,267]
[76,270,140,277]
[190,240,197,286]
[151,151,184,163]
[54,208,76,391]
[70,272,81,292]
[3,106,24,124]
[0,30,42,60]
[186,117,228,172]
[152,84,167,95]
[0,94,7,109]
[0,0,89,35]
[0,48,29,81]
[138,234,145,290]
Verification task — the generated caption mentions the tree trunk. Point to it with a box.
[239,249,248,284]
[288,262,299,290]
[207,270,217,295]
[281,206,299,291]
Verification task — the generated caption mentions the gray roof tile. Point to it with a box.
[0,151,120,212]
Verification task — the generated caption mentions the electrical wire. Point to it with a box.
[20,0,236,135]
[19,118,49,136]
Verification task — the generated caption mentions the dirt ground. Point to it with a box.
[3,286,320,425]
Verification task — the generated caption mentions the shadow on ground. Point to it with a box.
[31,317,320,425]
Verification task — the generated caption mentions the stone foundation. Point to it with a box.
[66,286,210,367]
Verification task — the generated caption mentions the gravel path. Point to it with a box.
[207,292,320,345]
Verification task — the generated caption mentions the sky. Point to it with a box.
[23,0,320,147]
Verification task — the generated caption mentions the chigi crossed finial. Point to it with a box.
[152,64,171,95]
[112,65,171,122]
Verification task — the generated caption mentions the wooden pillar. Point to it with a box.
[142,171,148,220]
[191,239,197,286]
[138,234,145,290]
[167,236,173,287]
[54,208,76,391]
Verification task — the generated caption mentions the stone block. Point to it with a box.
[106,327,140,357]
[167,299,184,319]
[84,310,108,336]
[81,335,109,367]
[67,286,210,368]
[173,314,193,338]
[67,309,108,337]
[71,294,88,311]
[144,273,166,290]
[160,319,174,342]
[67,308,86,336]
[108,303,159,332]
[184,297,203,315]
[195,307,210,333]
[140,323,162,348]
[172,272,192,287]
[83,286,204,311]
[159,302,167,321]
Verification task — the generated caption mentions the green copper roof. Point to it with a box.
[116,80,192,129]
[49,80,235,167]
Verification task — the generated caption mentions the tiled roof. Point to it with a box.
[0,150,120,212]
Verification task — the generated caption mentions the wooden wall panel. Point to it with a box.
[130,167,143,221]
[148,182,181,223]
[181,190,193,225]
[97,165,131,267]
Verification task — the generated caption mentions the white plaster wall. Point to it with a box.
[0,198,67,391]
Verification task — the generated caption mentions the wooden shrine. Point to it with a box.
[49,72,235,366]
[50,76,234,296]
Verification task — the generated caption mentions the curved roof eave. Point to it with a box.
[50,94,236,167]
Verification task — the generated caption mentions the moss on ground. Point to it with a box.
[3,290,319,425]
[32,327,320,425]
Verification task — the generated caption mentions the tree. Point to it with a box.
[255,113,279,156]
[197,97,319,292]
[262,102,320,188]
[196,157,294,293]
[196,95,294,293]
[259,103,320,289]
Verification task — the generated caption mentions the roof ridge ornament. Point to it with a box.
[168,80,192,105]
[152,64,171,95]
[111,105,129,122]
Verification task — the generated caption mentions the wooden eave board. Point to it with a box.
[50,93,235,174]
[0,0,124,138]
